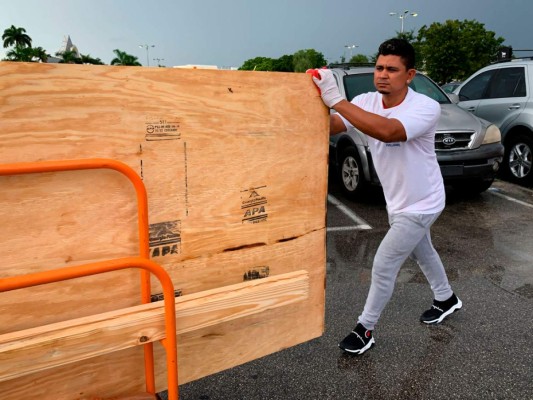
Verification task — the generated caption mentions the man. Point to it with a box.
[310,38,462,355]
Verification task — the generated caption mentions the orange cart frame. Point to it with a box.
[0,159,178,400]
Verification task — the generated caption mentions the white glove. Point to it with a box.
[312,69,344,108]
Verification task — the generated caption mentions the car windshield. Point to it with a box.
[343,72,451,104]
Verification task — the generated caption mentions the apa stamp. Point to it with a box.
[241,186,268,224]
[149,220,181,257]
[145,117,181,141]
[243,266,270,281]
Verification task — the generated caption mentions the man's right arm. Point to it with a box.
[312,69,406,142]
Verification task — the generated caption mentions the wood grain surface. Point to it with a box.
[0,62,328,398]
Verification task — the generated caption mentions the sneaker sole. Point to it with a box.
[422,298,463,324]
[338,337,375,355]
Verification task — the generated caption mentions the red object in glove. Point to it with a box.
[306,68,322,94]
[306,68,321,80]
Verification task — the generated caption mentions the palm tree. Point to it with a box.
[4,46,49,63]
[5,46,33,62]
[110,49,141,66]
[81,54,105,65]
[56,50,82,64]
[2,25,32,48]
[31,46,49,63]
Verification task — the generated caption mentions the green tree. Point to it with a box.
[81,54,105,65]
[272,54,294,72]
[56,50,82,64]
[2,25,32,48]
[31,46,49,62]
[415,19,505,84]
[239,56,275,71]
[348,54,370,64]
[396,30,416,42]
[4,45,49,62]
[292,49,327,72]
[5,46,34,62]
[110,49,141,66]
[239,49,326,72]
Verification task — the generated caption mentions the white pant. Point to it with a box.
[358,212,453,331]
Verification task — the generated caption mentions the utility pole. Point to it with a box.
[139,44,155,66]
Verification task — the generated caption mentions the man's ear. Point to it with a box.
[406,69,416,84]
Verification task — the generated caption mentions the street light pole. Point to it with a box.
[153,58,165,67]
[389,10,418,33]
[344,44,358,60]
[139,44,155,66]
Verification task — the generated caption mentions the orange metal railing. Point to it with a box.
[0,159,178,400]
[0,257,178,399]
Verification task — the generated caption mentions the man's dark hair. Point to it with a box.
[377,38,415,70]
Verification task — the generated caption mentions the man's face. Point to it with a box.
[374,54,415,95]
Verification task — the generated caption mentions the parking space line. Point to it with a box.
[488,188,533,209]
[327,194,372,231]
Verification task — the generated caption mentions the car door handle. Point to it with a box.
[509,104,521,110]
[466,107,476,112]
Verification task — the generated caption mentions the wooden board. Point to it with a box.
[0,62,328,398]
[0,270,309,382]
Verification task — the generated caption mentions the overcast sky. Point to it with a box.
[2,0,532,68]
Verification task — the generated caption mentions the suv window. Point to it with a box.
[459,67,526,101]
[409,75,450,104]
[343,73,376,100]
[486,67,526,98]
[459,70,495,101]
[343,72,450,104]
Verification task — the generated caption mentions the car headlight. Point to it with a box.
[482,124,501,144]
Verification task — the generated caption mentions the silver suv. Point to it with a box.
[453,59,533,186]
[328,65,504,199]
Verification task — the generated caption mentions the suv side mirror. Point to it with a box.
[447,93,460,104]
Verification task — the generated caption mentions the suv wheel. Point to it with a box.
[504,133,533,186]
[338,146,366,199]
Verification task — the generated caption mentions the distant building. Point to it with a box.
[48,35,80,63]
[46,56,62,63]
[59,35,81,57]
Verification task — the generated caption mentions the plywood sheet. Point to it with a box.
[0,62,328,398]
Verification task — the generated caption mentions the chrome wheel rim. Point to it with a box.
[509,142,532,179]
[341,156,360,191]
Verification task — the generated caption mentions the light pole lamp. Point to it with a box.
[139,44,155,66]
[389,10,418,33]
[344,44,358,60]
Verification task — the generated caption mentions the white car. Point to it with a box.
[454,59,533,186]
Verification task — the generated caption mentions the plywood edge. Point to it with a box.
[91,394,157,400]
[0,270,308,382]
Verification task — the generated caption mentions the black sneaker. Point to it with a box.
[338,323,375,355]
[420,293,462,324]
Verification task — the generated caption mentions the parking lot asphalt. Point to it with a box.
[163,180,533,400]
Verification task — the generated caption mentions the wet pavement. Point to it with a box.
[165,179,533,399]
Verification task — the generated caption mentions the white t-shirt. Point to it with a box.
[338,88,445,215]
